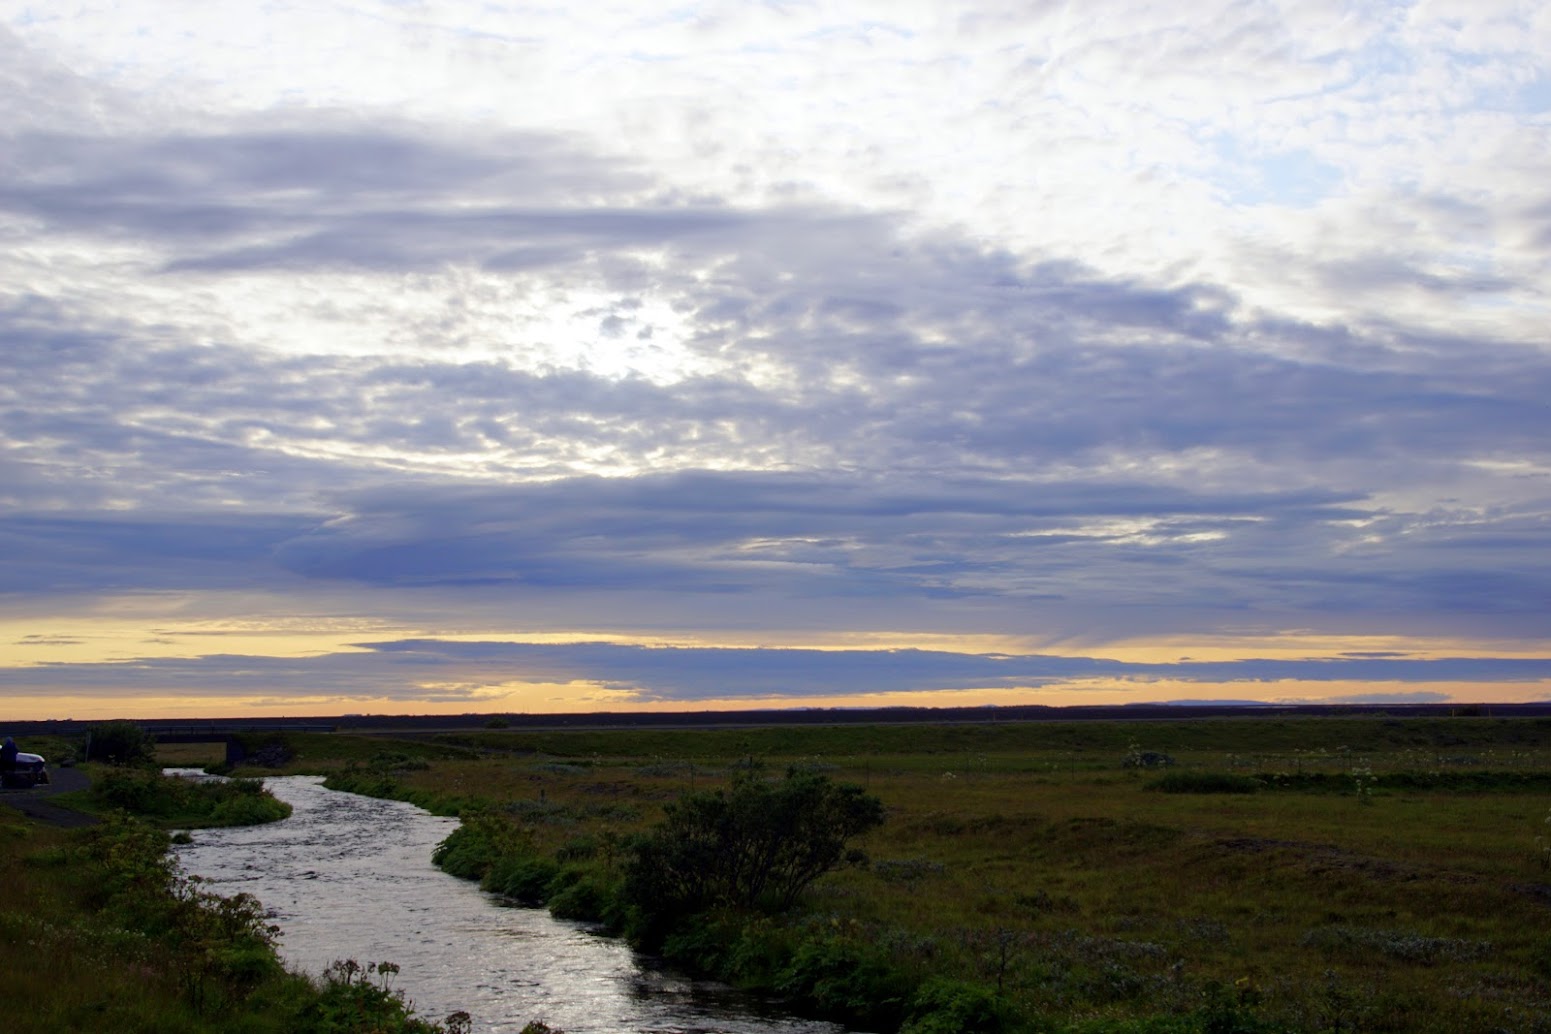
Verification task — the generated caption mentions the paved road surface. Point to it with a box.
[0,765,97,827]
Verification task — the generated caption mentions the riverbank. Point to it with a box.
[0,764,481,1033]
[175,775,837,1034]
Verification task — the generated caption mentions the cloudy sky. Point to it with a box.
[3,0,1549,719]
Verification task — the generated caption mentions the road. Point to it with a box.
[0,764,97,827]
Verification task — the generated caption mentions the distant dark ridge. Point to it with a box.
[6,701,1550,739]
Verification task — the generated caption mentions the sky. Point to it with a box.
[2,0,1549,720]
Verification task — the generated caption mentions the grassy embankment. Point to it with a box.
[0,749,494,1033]
[86,767,295,827]
[267,715,1551,1033]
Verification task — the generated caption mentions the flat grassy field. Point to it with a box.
[153,740,230,766]
[270,715,1551,1032]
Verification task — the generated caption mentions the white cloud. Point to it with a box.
[2,1,1549,712]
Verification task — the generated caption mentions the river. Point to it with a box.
[172,774,847,1034]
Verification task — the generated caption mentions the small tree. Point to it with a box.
[86,720,156,766]
[626,769,884,927]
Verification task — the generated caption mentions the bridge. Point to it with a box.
[143,724,336,766]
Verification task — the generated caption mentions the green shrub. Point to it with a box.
[86,720,156,766]
[662,920,736,974]
[92,769,291,827]
[723,916,793,987]
[77,815,286,1016]
[902,977,1006,1034]
[625,769,884,934]
[776,934,909,1029]
[323,767,404,801]
[94,767,165,811]
[294,960,450,1033]
[546,870,619,922]
[431,813,526,881]
[555,835,598,862]
[485,856,560,903]
[1148,772,1262,794]
[210,790,291,826]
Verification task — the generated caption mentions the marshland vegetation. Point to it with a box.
[304,715,1551,1033]
[10,714,1548,1032]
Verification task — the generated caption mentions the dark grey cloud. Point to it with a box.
[0,125,884,275]
[2,124,626,216]
[260,472,1375,613]
[0,513,316,594]
[2,463,1546,646]
[4,639,1546,704]
[352,640,1551,699]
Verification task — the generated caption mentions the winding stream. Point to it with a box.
[173,774,847,1034]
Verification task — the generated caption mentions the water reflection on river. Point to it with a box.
[173,775,847,1034]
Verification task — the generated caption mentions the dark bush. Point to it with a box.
[661,919,736,974]
[86,721,155,766]
[625,769,884,935]
[776,934,909,1029]
[485,856,561,904]
[546,871,618,922]
[1148,772,1262,794]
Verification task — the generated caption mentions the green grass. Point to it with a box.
[434,714,1551,764]
[276,715,1551,1033]
[277,732,477,770]
[0,806,475,1032]
[155,740,230,766]
[84,767,293,827]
